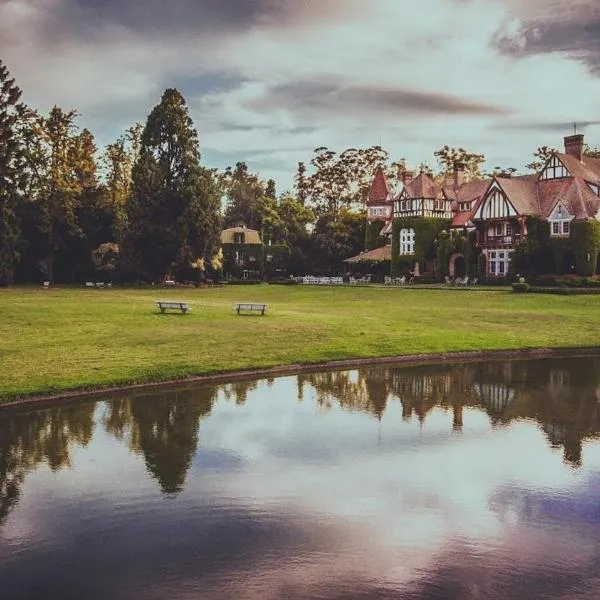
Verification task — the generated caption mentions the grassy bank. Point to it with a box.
[1,284,599,400]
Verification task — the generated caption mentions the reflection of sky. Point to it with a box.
[2,373,600,599]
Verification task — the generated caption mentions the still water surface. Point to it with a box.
[2,356,600,599]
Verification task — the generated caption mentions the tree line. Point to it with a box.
[3,57,596,285]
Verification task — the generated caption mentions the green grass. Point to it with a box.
[1,284,599,400]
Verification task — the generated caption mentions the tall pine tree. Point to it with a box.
[123,89,221,281]
[0,60,28,286]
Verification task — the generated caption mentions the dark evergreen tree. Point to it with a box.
[0,60,28,286]
[123,89,221,281]
[265,178,277,199]
[220,161,265,229]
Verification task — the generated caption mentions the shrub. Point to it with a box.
[223,279,262,285]
[512,282,530,293]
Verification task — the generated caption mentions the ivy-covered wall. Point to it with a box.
[391,217,451,276]
[434,230,479,279]
[222,243,264,278]
[264,244,291,278]
[571,220,600,276]
[365,221,386,251]
[510,216,600,278]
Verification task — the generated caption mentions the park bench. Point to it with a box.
[155,300,191,314]
[235,302,268,315]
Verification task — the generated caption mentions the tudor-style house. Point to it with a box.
[471,134,600,277]
[355,133,600,279]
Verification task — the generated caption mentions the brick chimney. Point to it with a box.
[453,162,466,190]
[402,170,414,186]
[564,134,584,161]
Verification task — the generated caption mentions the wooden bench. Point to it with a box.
[235,302,268,315]
[155,301,191,314]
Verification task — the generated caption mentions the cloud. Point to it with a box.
[494,120,600,133]
[493,0,600,74]
[3,0,600,188]
[29,0,365,41]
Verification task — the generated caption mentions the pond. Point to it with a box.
[2,356,600,599]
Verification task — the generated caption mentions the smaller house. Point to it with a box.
[221,223,263,279]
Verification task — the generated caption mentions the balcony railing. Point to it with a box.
[484,233,521,246]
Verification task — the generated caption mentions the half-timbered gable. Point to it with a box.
[539,155,571,181]
[473,182,518,220]
[393,171,453,218]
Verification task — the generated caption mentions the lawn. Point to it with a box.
[1,284,599,400]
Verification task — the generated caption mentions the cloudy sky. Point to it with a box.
[2,0,600,190]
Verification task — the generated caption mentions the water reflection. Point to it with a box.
[0,402,95,524]
[2,355,600,599]
[300,357,600,467]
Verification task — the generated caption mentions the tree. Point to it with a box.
[294,161,310,205]
[265,178,277,199]
[220,162,266,229]
[0,60,28,286]
[584,144,600,159]
[309,209,366,274]
[433,145,486,181]
[337,146,405,206]
[484,166,518,178]
[102,123,142,242]
[296,146,406,213]
[31,107,89,282]
[122,89,221,281]
[276,196,315,273]
[526,146,558,172]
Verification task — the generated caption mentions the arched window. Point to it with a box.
[399,228,415,255]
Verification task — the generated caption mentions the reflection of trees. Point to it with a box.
[0,402,96,525]
[221,380,259,405]
[300,357,600,468]
[103,386,217,494]
[298,370,387,417]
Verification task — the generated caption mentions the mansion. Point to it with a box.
[359,134,600,279]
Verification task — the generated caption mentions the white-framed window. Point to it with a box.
[401,200,407,211]
[550,219,572,237]
[487,222,513,238]
[488,250,512,276]
[399,228,415,255]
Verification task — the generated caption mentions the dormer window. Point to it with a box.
[234,232,245,244]
[540,155,570,180]
[587,182,600,196]
[549,203,573,237]
[459,202,470,212]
